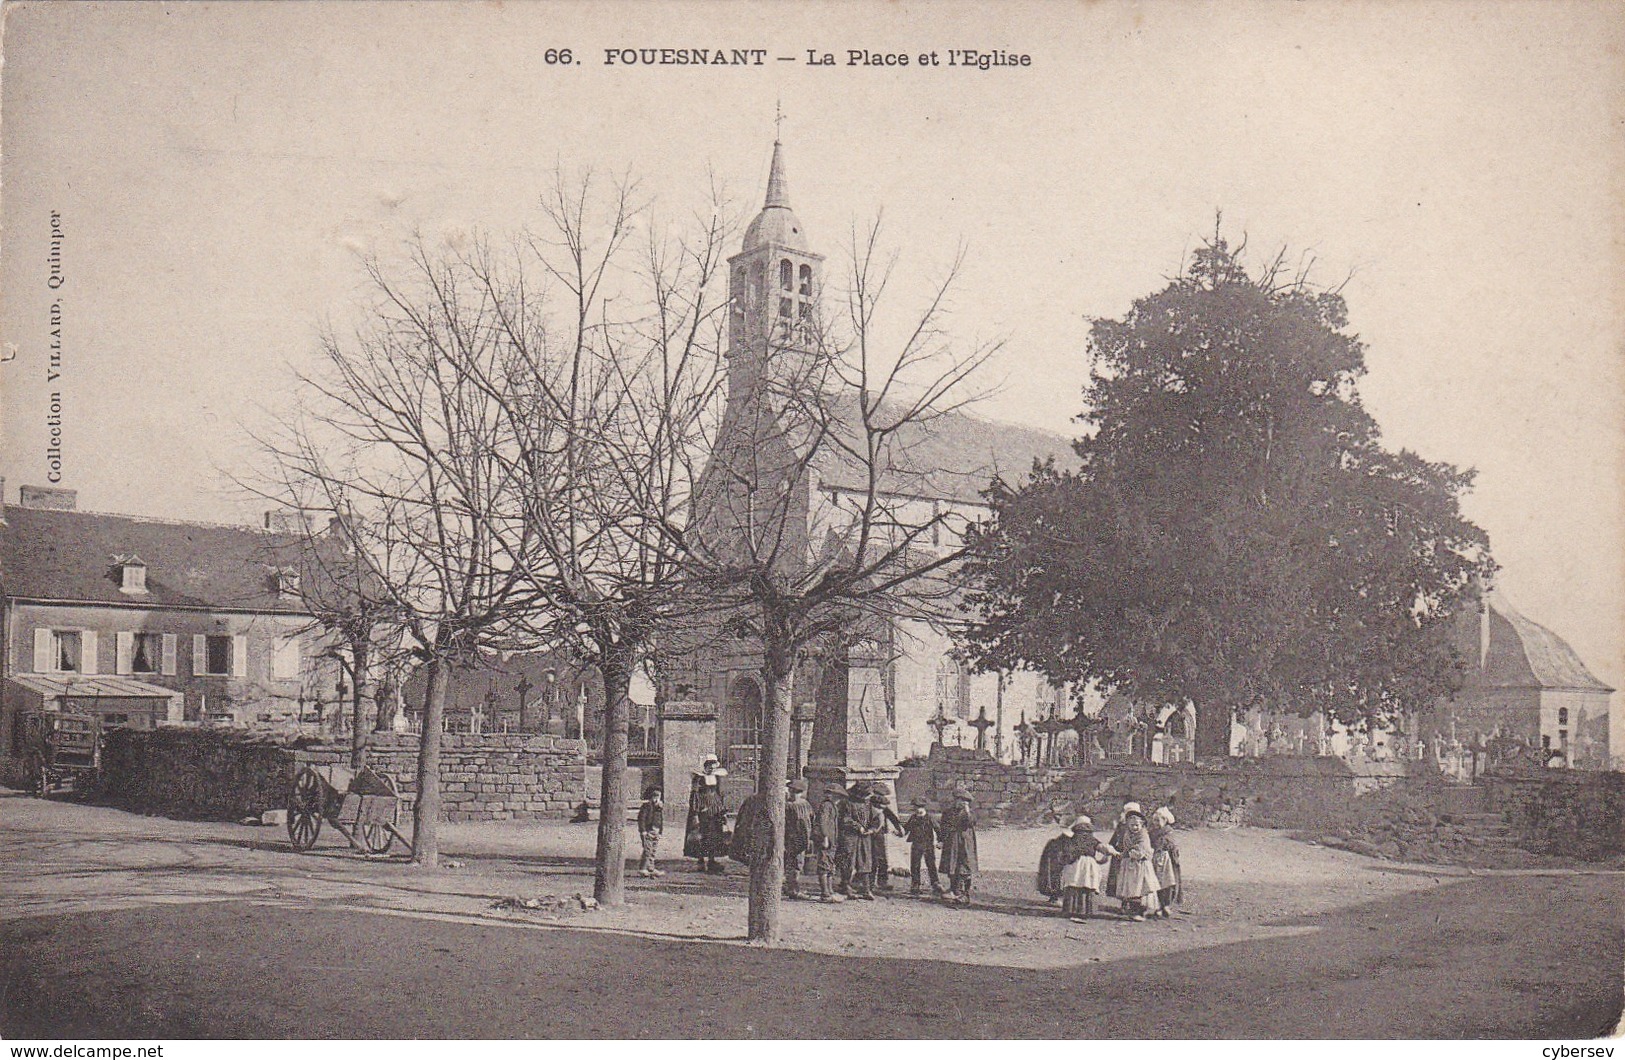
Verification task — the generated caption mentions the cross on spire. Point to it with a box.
[774,98,785,143]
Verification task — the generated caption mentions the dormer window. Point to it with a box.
[116,556,148,594]
[273,567,301,597]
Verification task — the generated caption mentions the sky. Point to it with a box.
[2,0,1622,689]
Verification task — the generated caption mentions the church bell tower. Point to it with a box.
[726,138,823,408]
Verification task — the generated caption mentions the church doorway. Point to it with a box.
[721,674,763,784]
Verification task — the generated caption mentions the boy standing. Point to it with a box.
[815,784,845,902]
[902,796,944,897]
[869,784,905,893]
[637,786,665,877]
[783,779,815,899]
[938,786,978,904]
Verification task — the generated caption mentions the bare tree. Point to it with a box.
[457,171,734,905]
[287,521,401,768]
[261,239,535,867]
[682,220,999,942]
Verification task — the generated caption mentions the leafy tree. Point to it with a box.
[962,234,1493,759]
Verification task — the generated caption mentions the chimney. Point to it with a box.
[263,509,313,535]
[18,484,77,510]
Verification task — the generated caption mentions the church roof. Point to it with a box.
[810,398,1073,505]
[741,141,811,253]
[1481,597,1613,693]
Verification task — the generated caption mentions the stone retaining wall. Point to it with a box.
[292,733,586,822]
[901,745,1622,866]
[1484,769,1625,860]
[903,745,1418,828]
[95,727,586,822]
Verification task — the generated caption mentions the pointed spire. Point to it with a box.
[764,138,790,209]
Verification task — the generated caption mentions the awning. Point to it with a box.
[7,674,178,700]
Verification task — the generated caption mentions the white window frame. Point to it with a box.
[193,633,247,677]
[118,631,169,675]
[33,627,97,675]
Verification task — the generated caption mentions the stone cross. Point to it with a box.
[515,675,533,733]
[968,705,995,751]
[927,707,953,746]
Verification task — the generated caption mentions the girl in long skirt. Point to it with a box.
[1148,806,1182,917]
[1059,815,1117,921]
[1108,806,1161,921]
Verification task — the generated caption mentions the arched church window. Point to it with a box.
[780,259,794,290]
[750,262,764,300]
[799,264,812,296]
[732,267,747,315]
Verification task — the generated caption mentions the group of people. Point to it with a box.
[636,756,1182,925]
[1037,801,1181,922]
[637,754,982,904]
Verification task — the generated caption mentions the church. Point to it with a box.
[656,138,1074,797]
[652,138,1619,808]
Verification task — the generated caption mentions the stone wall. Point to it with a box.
[95,727,586,822]
[1484,769,1625,860]
[901,745,1623,866]
[293,733,588,823]
[903,744,1415,828]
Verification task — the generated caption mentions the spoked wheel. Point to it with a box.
[357,822,395,856]
[287,767,324,852]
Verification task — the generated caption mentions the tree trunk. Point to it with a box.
[411,651,449,868]
[350,641,371,770]
[747,630,794,943]
[1194,698,1233,763]
[594,649,633,907]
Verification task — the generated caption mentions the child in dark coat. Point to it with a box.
[938,787,978,904]
[902,796,944,897]
[637,786,665,877]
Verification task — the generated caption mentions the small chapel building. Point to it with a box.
[1435,593,1616,770]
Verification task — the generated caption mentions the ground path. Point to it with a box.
[1,791,1619,1037]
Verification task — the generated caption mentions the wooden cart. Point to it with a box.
[17,711,102,797]
[286,763,413,857]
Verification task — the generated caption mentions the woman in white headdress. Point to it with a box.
[683,754,729,873]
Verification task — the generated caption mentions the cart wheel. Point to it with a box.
[357,822,395,855]
[287,767,323,852]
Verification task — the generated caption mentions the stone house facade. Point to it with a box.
[0,483,342,755]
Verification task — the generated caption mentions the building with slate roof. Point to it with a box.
[1438,593,1617,770]
[0,482,344,756]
